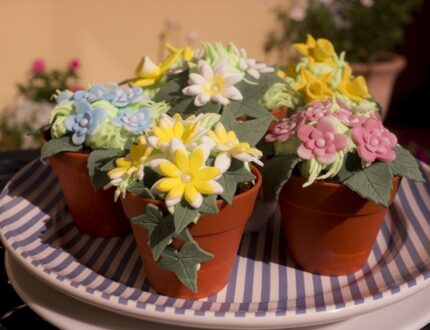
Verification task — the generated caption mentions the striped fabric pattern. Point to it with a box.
[1,160,430,318]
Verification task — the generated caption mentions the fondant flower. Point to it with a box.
[151,139,223,208]
[106,136,154,200]
[297,117,349,164]
[182,58,243,106]
[293,34,336,66]
[239,48,274,79]
[336,64,370,102]
[112,107,152,133]
[111,86,147,107]
[206,123,263,172]
[32,59,45,74]
[64,100,106,145]
[299,101,331,122]
[55,90,74,104]
[334,108,366,127]
[294,68,334,104]
[73,84,116,103]
[352,117,397,163]
[265,116,301,142]
[69,58,80,70]
[149,113,207,149]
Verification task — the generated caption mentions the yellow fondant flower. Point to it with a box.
[336,64,370,102]
[293,34,336,66]
[148,113,207,149]
[151,139,223,208]
[106,136,154,200]
[294,68,334,104]
[131,44,194,87]
[206,123,263,172]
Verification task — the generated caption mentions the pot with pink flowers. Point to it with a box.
[263,100,424,275]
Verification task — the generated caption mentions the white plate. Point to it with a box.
[6,252,430,330]
[1,160,430,329]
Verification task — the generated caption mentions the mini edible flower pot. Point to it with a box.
[279,175,401,275]
[121,167,262,299]
[268,107,288,132]
[48,152,130,238]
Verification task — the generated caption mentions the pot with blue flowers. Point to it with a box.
[41,83,170,237]
[104,113,263,298]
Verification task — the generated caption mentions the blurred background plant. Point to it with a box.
[0,59,82,150]
[264,0,423,63]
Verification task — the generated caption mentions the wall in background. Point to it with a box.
[0,0,278,109]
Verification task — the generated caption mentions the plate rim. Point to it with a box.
[1,160,430,329]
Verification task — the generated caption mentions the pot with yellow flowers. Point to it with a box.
[40,83,170,237]
[262,37,424,276]
[104,113,263,298]
[121,42,292,233]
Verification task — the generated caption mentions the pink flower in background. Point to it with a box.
[352,117,397,163]
[69,84,83,92]
[265,114,304,142]
[69,58,80,70]
[299,101,332,122]
[334,109,366,127]
[297,117,349,164]
[32,59,45,74]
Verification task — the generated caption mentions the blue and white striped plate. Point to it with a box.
[1,160,430,329]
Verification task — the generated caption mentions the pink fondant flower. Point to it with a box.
[69,58,80,70]
[32,59,45,74]
[334,109,366,127]
[352,117,397,163]
[297,117,349,164]
[265,114,304,142]
[299,101,331,122]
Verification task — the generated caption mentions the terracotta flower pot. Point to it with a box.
[279,175,401,275]
[48,152,131,238]
[268,107,288,131]
[121,167,262,299]
[351,54,406,121]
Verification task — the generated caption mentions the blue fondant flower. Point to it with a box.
[56,90,74,104]
[64,100,106,145]
[112,107,152,133]
[111,86,148,107]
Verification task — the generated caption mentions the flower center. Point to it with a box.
[79,118,89,127]
[129,115,138,124]
[370,137,380,147]
[181,173,192,183]
[316,138,326,148]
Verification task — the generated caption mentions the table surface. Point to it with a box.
[0,149,429,330]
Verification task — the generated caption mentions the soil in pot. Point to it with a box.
[48,151,130,238]
[121,167,262,299]
[279,175,401,275]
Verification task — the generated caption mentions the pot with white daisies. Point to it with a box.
[121,41,291,234]
[105,113,263,298]
[41,83,170,237]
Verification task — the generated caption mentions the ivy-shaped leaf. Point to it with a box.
[126,182,155,199]
[218,160,256,204]
[41,135,83,160]
[389,146,424,182]
[168,97,196,115]
[336,152,363,182]
[157,241,213,293]
[232,99,273,119]
[232,117,273,147]
[153,71,188,103]
[131,204,175,260]
[262,155,302,202]
[343,162,393,207]
[198,194,219,215]
[87,149,124,189]
[173,201,200,234]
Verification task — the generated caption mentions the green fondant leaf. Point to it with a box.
[173,201,200,234]
[389,146,424,182]
[87,149,124,189]
[154,71,188,103]
[232,117,273,147]
[337,152,363,182]
[126,182,155,199]
[41,135,83,160]
[343,162,393,207]
[198,195,219,215]
[262,155,301,202]
[168,97,196,115]
[131,204,175,260]
[219,160,256,204]
[233,99,273,119]
[157,241,213,293]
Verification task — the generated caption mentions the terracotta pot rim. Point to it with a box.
[126,166,262,208]
[350,53,406,73]
[289,174,400,189]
